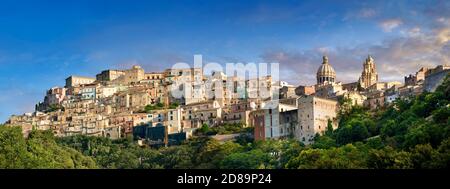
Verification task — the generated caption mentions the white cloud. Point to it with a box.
[317,47,330,54]
[359,8,377,18]
[379,19,403,32]
[405,27,422,37]
[436,28,450,44]
[261,20,449,86]
[437,17,447,23]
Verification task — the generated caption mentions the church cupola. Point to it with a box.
[316,56,336,85]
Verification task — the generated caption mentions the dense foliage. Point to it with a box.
[0,127,96,168]
[142,102,180,113]
[196,123,253,136]
[1,75,449,169]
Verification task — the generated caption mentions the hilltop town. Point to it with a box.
[5,55,450,146]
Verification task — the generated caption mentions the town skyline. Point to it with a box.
[1,0,449,122]
[0,52,445,122]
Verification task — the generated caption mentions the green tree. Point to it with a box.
[366,147,413,169]
[312,135,336,149]
[0,126,96,169]
[286,144,366,169]
[220,149,271,169]
[324,119,334,137]
[410,144,441,169]
[0,126,31,168]
[158,145,194,169]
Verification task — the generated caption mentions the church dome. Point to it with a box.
[316,56,336,84]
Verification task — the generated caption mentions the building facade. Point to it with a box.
[296,96,338,144]
[358,55,378,89]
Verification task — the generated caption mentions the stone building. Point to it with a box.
[398,85,423,98]
[405,67,428,86]
[164,67,205,105]
[358,55,378,89]
[96,86,118,98]
[222,99,259,126]
[204,71,237,107]
[424,65,450,92]
[342,82,359,91]
[180,100,222,128]
[314,81,347,99]
[296,96,338,144]
[96,70,125,82]
[280,86,297,99]
[254,99,298,140]
[65,76,96,88]
[295,85,315,96]
[250,109,266,141]
[45,87,66,105]
[123,65,145,84]
[245,76,273,100]
[80,84,97,100]
[144,72,164,80]
[343,91,367,106]
[165,108,183,134]
[36,87,67,111]
[367,81,402,92]
[364,90,385,110]
[385,86,400,104]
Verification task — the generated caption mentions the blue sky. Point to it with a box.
[0,0,449,122]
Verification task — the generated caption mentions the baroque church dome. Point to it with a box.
[316,56,336,84]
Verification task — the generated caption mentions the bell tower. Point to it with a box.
[358,55,378,89]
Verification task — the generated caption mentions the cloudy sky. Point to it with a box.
[0,0,449,122]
